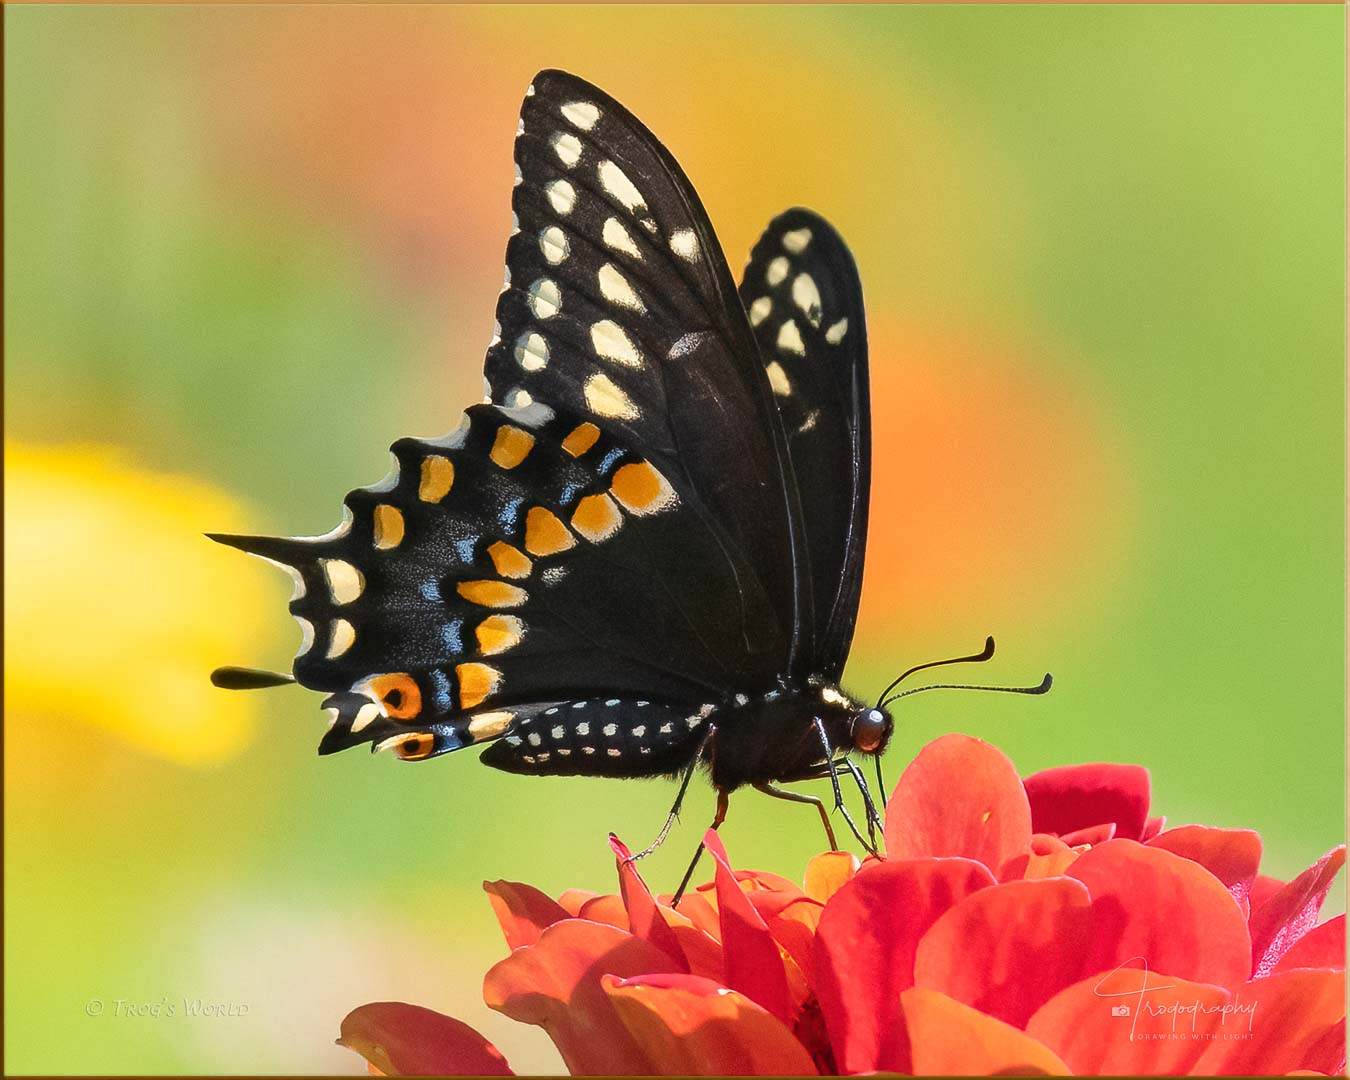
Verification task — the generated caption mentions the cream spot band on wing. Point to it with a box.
[468,710,516,742]
[327,618,356,658]
[560,100,600,130]
[321,559,364,604]
[514,332,549,372]
[766,360,792,397]
[598,263,645,312]
[539,226,570,265]
[590,319,643,366]
[598,160,645,213]
[528,278,561,319]
[602,217,640,258]
[826,317,849,344]
[669,228,699,260]
[748,296,772,326]
[766,256,789,286]
[419,455,454,502]
[544,179,576,215]
[782,227,813,253]
[584,372,639,420]
[777,319,806,356]
[792,273,822,326]
[551,132,583,168]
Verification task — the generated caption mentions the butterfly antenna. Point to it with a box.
[874,635,996,706]
[211,666,296,690]
[881,672,1052,709]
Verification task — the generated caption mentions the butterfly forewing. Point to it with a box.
[738,208,871,680]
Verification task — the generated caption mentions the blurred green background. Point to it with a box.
[5,5,1344,1074]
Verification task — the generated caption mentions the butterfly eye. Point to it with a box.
[365,673,423,720]
[852,707,889,753]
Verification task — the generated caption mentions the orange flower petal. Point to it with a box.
[482,880,570,950]
[899,988,1070,1075]
[1146,825,1263,913]
[338,1002,513,1076]
[803,851,859,903]
[813,857,995,1073]
[1069,839,1252,987]
[1249,846,1346,978]
[1272,915,1345,975]
[914,876,1097,1027]
[558,888,598,916]
[662,889,721,942]
[885,733,1032,872]
[704,830,793,1024]
[482,919,673,1075]
[1194,969,1348,1075]
[603,973,819,1076]
[1023,763,1151,841]
[577,893,629,931]
[1026,968,1232,1075]
[610,835,688,971]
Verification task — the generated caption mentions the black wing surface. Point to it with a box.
[738,208,871,681]
[211,70,811,770]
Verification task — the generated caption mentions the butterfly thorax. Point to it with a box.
[705,681,891,791]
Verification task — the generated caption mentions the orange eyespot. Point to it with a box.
[392,734,436,761]
[366,672,422,720]
[852,707,888,753]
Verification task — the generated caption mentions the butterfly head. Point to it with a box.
[850,704,892,754]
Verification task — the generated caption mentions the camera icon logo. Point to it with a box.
[1110,1004,1131,1017]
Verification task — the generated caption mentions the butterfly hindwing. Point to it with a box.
[738,208,871,681]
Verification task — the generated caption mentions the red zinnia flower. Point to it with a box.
[337,734,1347,1075]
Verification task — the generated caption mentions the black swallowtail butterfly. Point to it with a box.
[212,71,1049,869]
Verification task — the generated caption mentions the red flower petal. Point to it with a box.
[482,918,674,1075]
[1060,822,1117,847]
[1194,969,1348,1075]
[1026,968,1232,1075]
[603,973,819,1076]
[338,1002,514,1076]
[1023,762,1151,841]
[704,830,793,1025]
[885,733,1033,872]
[813,856,995,1074]
[1146,825,1263,914]
[1273,915,1345,974]
[661,889,721,942]
[610,835,689,972]
[483,880,571,950]
[1068,839,1252,987]
[746,892,822,1000]
[899,988,1071,1075]
[913,876,1097,1027]
[1140,815,1166,842]
[803,851,859,903]
[1249,846,1347,978]
[1250,873,1287,912]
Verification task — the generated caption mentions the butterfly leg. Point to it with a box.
[627,751,702,863]
[753,782,839,851]
[837,758,884,844]
[812,718,880,857]
[671,788,730,907]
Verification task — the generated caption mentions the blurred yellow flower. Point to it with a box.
[4,442,280,765]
